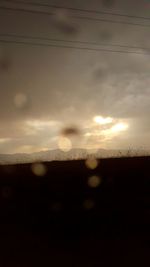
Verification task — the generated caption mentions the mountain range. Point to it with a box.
[0,148,150,164]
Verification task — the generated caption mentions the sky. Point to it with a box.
[0,0,150,154]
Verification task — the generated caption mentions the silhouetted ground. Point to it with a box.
[0,156,150,266]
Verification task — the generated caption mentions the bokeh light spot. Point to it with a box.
[85,158,99,169]
[88,175,102,188]
[58,137,72,152]
[31,163,47,177]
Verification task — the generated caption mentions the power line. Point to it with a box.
[0,38,149,56]
[71,15,150,27]
[2,0,150,21]
[0,5,150,28]
[0,33,149,52]
[0,5,52,16]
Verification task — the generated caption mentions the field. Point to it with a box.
[0,156,150,266]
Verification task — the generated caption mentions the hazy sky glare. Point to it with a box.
[0,0,150,154]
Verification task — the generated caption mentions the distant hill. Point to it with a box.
[0,148,150,164]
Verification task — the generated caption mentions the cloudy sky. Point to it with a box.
[0,0,150,154]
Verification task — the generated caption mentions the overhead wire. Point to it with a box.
[0,33,149,52]
[0,38,149,56]
[0,1,149,55]
[0,5,150,28]
[2,0,150,21]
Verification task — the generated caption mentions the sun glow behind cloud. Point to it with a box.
[101,122,129,136]
[22,117,129,152]
[0,116,130,154]
[93,116,113,125]
[83,116,129,149]
[111,122,129,133]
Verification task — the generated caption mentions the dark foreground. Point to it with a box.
[0,156,150,266]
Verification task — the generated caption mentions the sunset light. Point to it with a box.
[111,123,129,133]
[101,122,129,138]
[94,116,113,125]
